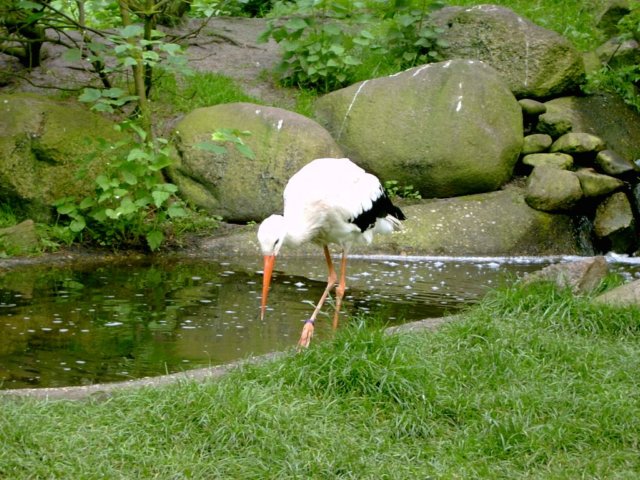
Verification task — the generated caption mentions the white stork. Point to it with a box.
[257,157,406,348]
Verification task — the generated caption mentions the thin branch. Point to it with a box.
[3,71,85,92]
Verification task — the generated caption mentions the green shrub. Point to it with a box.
[54,124,186,252]
[260,0,446,92]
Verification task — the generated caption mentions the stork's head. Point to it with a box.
[257,214,286,320]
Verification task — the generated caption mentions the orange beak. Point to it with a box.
[260,254,276,320]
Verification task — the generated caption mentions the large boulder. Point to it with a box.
[199,186,590,257]
[366,186,588,256]
[429,5,585,98]
[315,59,523,199]
[0,93,124,220]
[169,103,343,222]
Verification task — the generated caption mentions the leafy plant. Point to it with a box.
[583,3,640,113]
[260,0,446,92]
[384,180,422,199]
[259,1,375,91]
[195,128,256,160]
[383,0,447,70]
[54,123,187,251]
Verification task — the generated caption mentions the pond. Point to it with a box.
[1,254,638,389]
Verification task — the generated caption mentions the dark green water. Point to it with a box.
[1,254,637,389]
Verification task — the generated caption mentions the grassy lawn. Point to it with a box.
[1,281,639,478]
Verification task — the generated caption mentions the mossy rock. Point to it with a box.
[199,186,589,257]
[169,103,343,222]
[0,93,124,220]
[379,186,587,256]
[315,59,523,199]
[429,5,585,98]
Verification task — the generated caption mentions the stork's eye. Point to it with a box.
[273,239,280,249]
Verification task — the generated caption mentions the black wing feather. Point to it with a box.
[350,190,406,233]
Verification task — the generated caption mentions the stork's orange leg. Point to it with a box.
[298,245,337,348]
[333,250,348,330]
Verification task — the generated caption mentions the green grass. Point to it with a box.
[2,281,639,478]
[153,70,262,113]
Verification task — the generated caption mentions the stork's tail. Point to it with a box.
[386,203,406,230]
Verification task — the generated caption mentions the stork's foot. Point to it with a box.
[297,319,315,350]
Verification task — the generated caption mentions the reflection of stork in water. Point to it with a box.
[257,157,406,348]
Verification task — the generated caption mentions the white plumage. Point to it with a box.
[257,157,405,347]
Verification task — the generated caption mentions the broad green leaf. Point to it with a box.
[127,148,148,162]
[353,37,371,46]
[69,218,86,233]
[119,25,144,39]
[92,209,108,222]
[236,143,255,160]
[142,51,160,62]
[63,48,83,62]
[121,57,138,67]
[117,198,136,215]
[284,17,308,32]
[149,157,173,171]
[56,204,76,215]
[135,196,152,208]
[78,88,102,103]
[92,102,114,113]
[150,29,166,39]
[18,0,41,9]
[95,175,111,191]
[167,204,187,218]
[160,43,181,55]
[122,171,138,185]
[157,183,178,193]
[105,208,119,219]
[103,87,125,98]
[152,190,171,208]
[114,44,130,55]
[323,24,341,36]
[146,230,164,251]
[79,197,96,209]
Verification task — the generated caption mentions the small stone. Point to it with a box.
[522,256,609,294]
[521,153,574,170]
[519,99,547,116]
[550,132,606,154]
[575,168,625,197]
[0,220,38,253]
[595,149,638,176]
[525,165,583,211]
[594,192,636,252]
[536,111,573,137]
[593,279,640,307]
[522,134,553,154]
